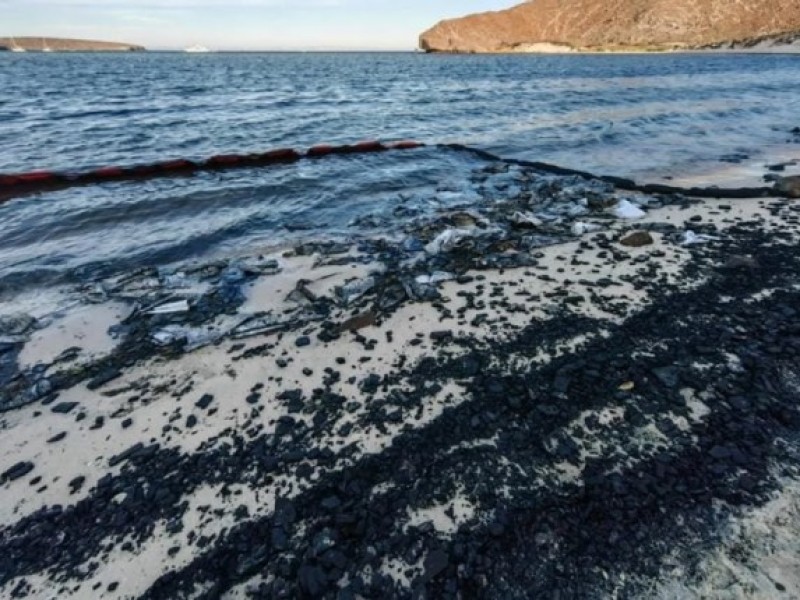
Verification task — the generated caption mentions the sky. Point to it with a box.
[0,0,515,51]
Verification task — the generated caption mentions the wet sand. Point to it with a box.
[1,162,800,598]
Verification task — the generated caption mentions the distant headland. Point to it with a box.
[0,37,145,52]
[419,0,800,54]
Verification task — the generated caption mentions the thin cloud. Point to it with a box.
[3,0,347,6]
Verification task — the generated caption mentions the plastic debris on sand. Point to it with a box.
[611,199,646,220]
[425,229,475,254]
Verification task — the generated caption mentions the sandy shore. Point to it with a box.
[1,159,800,599]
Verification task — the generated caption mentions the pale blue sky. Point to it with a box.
[0,0,515,50]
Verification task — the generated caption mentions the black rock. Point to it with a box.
[360,374,382,393]
[485,378,506,398]
[456,355,481,378]
[278,389,303,403]
[652,367,681,388]
[506,395,524,409]
[709,445,731,459]
[108,442,148,467]
[68,475,86,494]
[422,549,449,582]
[721,255,760,270]
[1,461,35,483]
[297,564,327,596]
[195,394,214,410]
[321,496,342,511]
[46,432,67,444]
[553,373,571,394]
[296,463,314,479]
[430,330,453,341]
[51,402,79,414]
[273,497,297,527]
[186,415,198,428]
[121,418,133,429]
[87,367,122,391]
[295,336,311,348]
[271,527,289,550]
[537,404,561,417]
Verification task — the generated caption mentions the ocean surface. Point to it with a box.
[1,52,799,288]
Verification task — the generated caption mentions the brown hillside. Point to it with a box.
[420,0,800,53]
[0,37,145,52]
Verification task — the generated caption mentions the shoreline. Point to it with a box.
[1,158,800,597]
[423,49,800,55]
[421,43,800,56]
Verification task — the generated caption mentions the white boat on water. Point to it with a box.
[10,37,26,53]
[42,38,52,52]
[185,45,211,53]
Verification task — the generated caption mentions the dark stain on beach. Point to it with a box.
[1,195,800,598]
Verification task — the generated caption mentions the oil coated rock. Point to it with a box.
[620,231,654,247]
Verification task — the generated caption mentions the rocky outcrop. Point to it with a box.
[419,0,800,53]
[0,37,145,52]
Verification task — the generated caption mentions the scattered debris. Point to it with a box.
[229,314,288,340]
[144,299,191,316]
[611,199,646,220]
[571,222,603,236]
[335,276,377,306]
[425,229,476,254]
[2,152,800,600]
[679,231,721,246]
[510,211,543,228]
[415,272,455,286]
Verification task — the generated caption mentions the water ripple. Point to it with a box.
[0,52,798,288]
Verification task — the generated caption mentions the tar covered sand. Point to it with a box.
[1,157,800,599]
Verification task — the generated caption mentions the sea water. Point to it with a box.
[1,52,799,287]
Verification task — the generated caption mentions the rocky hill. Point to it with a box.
[420,0,800,53]
[0,37,145,52]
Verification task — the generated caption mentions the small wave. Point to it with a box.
[0,52,798,281]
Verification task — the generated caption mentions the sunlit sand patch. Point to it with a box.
[240,254,375,315]
[2,194,800,597]
[379,555,424,590]
[445,434,499,455]
[405,486,477,536]
[680,388,712,423]
[18,302,126,368]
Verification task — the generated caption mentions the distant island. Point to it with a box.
[419,0,800,54]
[0,37,145,52]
